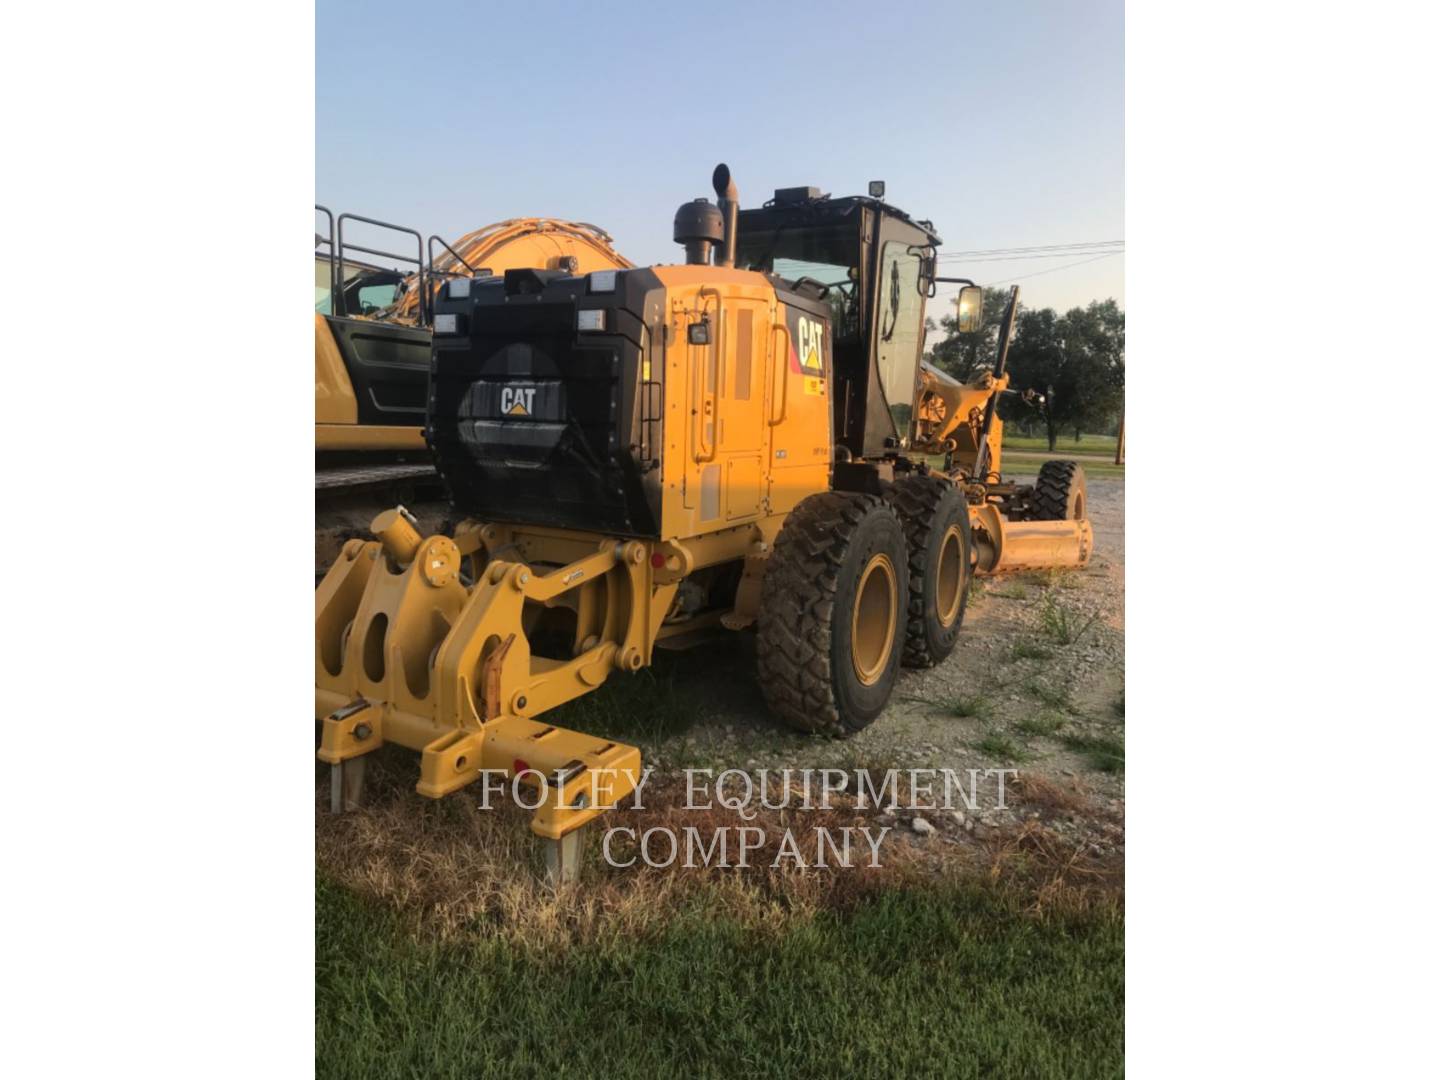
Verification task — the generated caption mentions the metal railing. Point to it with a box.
[335,212,425,320]
[315,204,340,311]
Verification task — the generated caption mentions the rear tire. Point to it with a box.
[886,473,972,668]
[757,492,909,736]
[1032,460,1088,521]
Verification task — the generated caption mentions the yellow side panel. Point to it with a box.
[316,424,427,451]
[726,456,762,519]
[314,314,358,425]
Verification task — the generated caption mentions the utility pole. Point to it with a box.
[1114,413,1125,465]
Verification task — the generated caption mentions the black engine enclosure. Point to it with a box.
[427,268,666,537]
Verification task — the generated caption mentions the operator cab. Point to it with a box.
[734,186,941,459]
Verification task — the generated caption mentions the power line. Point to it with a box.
[990,252,1123,285]
[941,248,1124,264]
[938,239,1123,259]
[926,250,1123,299]
[982,250,1122,286]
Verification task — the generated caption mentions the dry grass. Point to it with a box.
[317,749,1122,948]
[1010,771,1091,816]
[317,751,934,948]
[974,819,1124,916]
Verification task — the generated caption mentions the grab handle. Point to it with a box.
[768,323,790,426]
[694,289,723,461]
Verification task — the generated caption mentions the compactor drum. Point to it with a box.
[316,165,1093,879]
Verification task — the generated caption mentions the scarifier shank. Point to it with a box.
[316,513,667,839]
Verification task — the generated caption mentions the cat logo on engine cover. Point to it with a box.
[786,307,828,378]
[499,385,537,416]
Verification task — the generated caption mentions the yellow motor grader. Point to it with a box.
[315,166,1091,879]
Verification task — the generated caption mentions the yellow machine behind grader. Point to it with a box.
[315,165,1092,879]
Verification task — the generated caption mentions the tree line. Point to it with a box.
[925,288,1125,450]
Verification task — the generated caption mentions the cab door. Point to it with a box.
[870,230,929,449]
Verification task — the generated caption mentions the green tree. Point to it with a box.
[925,287,1013,383]
[1003,299,1125,450]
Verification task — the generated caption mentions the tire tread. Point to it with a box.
[756,492,897,736]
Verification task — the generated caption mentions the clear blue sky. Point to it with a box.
[317,0,1123,314]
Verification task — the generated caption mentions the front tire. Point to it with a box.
[1032,460,1088,521]
[757,492,909,735]
[886,473,972,668]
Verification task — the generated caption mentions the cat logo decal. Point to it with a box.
[788,309,828,380]
[499,385,537,416]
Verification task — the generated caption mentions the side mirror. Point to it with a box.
[955,286,984,334]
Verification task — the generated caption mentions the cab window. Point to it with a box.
[736,222,862,343]
[355,282,400,315]
[874,241,925,441]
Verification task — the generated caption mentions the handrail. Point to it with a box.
[428,234,476,276]
[769,322,791,426]
[336,212,425,322]
[694,289,724,463]
[427,234,479,325]
[315,205,338,312]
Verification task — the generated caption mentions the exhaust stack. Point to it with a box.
[712,163,738,268]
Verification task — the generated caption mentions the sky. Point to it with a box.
[317,0,1123,317]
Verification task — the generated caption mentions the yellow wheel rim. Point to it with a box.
[851,553,898,687]
[935,524,966,628]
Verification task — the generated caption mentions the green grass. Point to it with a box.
[994,581,1030,600]
[976,731,1034,762]
[317,876,1124,1079]
[1015,712,1067,738]
[1038,596,1100,647]
[1061,731,1126,774]
[1002,432,1118,454]
[1010,639,1054,661]
[944,694,993,720]
[1023,678,1075,713]
[547,666,695,743]
[544,643,752,744]
[1033,567,1086,592]
[1002,451,1125,479]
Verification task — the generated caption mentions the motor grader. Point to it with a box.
[315,165,1091,880]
